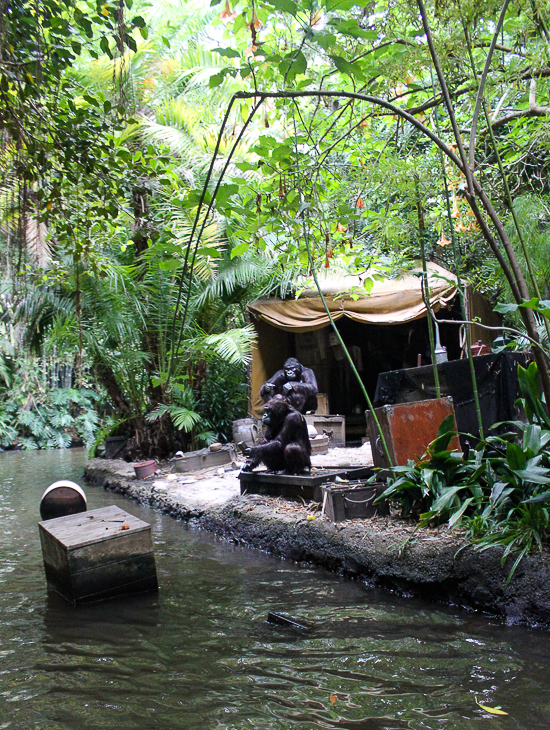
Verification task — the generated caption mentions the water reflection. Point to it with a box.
[1,448,550,728]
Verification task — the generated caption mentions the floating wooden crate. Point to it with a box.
[366,397,460,468]
[305,415,346,445]
[239,466,373,502]
[38,505,158,606]
[321,482,389,522]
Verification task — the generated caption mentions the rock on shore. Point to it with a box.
[84,457,550,630]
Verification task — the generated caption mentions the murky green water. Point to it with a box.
[1,448,550,729]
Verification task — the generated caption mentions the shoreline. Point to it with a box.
[84,457,550,630]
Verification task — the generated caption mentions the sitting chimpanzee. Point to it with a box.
[242,396,311,474]
[260,357,318,414]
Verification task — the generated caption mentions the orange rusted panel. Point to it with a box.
[366,397,460,468]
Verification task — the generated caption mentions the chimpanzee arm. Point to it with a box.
[243,439,285,471]
[287,367,318,398]
[260,369,286,401]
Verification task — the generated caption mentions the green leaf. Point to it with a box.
[124,33,138,52]
[158,259,182,271]
[523,490,550,504]
[519,297,550,317]
[449,497,474,528]
[214,47,241,58]
[231,242,249,258]
[437,413,456,438]
[100,35,112,58]
[278,50,307,81]
[215,183,239,205]
[328,19,378,39]
[506,441,527,471]
[313,32,336,50]
[329,54,362,79]
[431,485,466,513]
[197,246,221,258]
[209,68,235,88]
[265,0,298,14]
[514,468,550,484]
[494,302,519,314]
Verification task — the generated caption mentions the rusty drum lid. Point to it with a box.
[40,481,87,521]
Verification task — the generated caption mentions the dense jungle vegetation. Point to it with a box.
[1,0,550,465]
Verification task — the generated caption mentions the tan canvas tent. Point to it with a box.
[247,263,498,425]
[249,262,458,332]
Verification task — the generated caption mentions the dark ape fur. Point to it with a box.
[260,357,318,414]
[242,396,311,474]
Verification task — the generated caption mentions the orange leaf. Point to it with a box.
[356,197,364,209]
[330,694,337,705]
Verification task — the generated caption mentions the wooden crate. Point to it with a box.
[39,505,158,605]
[239,466,373,502]
[305,415,345,445]
[366,396,460,468]
[172,445,235,473]
[321,482,389,522]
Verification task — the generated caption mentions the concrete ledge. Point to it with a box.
[84,458,550,630]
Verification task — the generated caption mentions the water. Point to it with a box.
[1,449,550,729]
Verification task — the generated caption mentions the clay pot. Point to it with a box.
[134,460,156,479]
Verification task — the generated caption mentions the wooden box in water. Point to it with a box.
[38,505,158,605]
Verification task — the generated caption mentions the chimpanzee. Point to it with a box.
[241,396,311,474]
[260,357,318,414]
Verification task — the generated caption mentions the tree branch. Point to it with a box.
[467,0,510,169]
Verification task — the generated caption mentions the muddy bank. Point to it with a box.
[84,458,550,629]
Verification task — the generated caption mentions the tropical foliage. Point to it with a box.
[2,0,550,457]
[377,363,550,583]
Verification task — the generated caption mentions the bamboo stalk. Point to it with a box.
[415,177,441,398]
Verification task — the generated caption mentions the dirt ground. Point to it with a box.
[102,444,375,509]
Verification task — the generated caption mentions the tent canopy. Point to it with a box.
[248,262,458,333]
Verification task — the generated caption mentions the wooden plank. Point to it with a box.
[239,466,374,501]
[68,530,154,574]
[38,506,149,549]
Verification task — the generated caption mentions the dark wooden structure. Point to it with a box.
[373,352,530,448]
[39,505,158,605]
[239,465,374,502]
